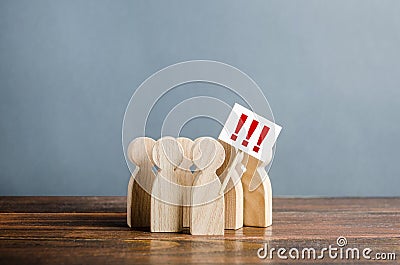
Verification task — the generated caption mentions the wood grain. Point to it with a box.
[126,137,155,228]
[176,137,194,228]
[241,153,273,227]
[190,137,225,235]
[151,137,183,232]
[1,197,399,264]
[217,140,244,230]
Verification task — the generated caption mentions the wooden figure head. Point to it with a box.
[216,139,237,177]
[192,137,225,172]
[127,137,156,167]
[152,137,183,171]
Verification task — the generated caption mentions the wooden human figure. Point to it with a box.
[216,140,244,230]
[126,137,156,228]
[241,150,273,227]
[151,137,184,232]
[175,137,194,228]
[190,137,225,235]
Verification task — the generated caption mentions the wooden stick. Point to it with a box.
[126,137,155,228]
[151,137,183,232]
[176,137,194,228]
[190,137,225,235]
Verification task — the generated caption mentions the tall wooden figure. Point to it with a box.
[190,137,225,235]
[216,140,244,230]
[176,137,194,228]
[126,137,156,228]
[241,150,273,227]
[151,137,184,232]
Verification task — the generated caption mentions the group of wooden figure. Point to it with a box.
[127,136,273,235]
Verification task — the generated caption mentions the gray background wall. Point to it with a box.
[1,0,399,196]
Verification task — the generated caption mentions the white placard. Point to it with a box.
[218,103,282,162]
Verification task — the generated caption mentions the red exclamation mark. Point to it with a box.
[253,125,270,153]
[242,120,259,147]
[230,113,248,141]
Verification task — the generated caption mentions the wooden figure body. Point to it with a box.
[217,140,244,230]
[126,137,156,228]
[241,151,272,227]
[175,137,194,228]
[190,137,225,235]
[151,137,184,232]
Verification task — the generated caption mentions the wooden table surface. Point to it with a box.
[0,197,399,264]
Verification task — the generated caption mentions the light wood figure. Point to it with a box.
[190,137,225,235]
[151,137,184,232]
[176,137,194,228]
[126,137,156,228]
[241,151,273,227]
[216,140,244,230]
